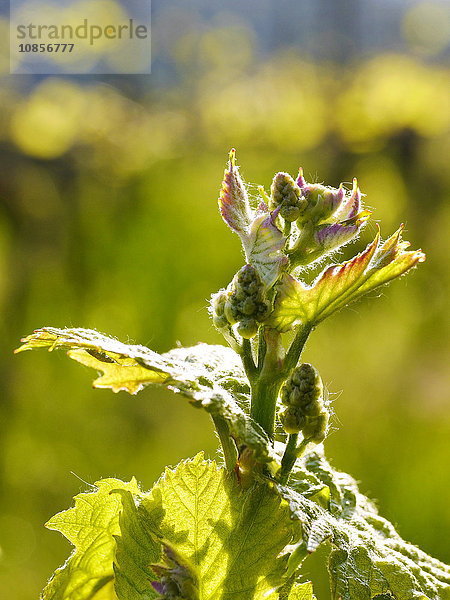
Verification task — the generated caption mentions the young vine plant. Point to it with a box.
[16,151,450,600]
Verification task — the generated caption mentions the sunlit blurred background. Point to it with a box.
[0,1,449,598]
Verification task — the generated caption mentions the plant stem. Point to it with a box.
[250,378,283,438]
[250,328,285,438]
[287,221,314,264]
[257,330,267,372]
[285,324,313,372]
[241,338,257,383]
[279,433,298,484]
[275,326,313,483]
[211,414,238,472]
[249,322,311,440]
[290,248,324,268]
[221,327,241,354]
[279,436,311,484]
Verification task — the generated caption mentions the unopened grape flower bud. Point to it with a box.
[297,183,345,225]
[302,411,329,444]
[212,290,227,316]
[210,290,229,330]
[223,265,271,338]
[282,363,323,407]
[270,172,307,222]
[288,172,370,266]
[236,318,259,340]
[279,363,329,442]
[280,406,306,434]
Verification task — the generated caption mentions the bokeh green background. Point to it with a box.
[0,1,449,598]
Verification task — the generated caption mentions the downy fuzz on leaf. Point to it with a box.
[218,148,252,239]
[43,454,303,600]
[15,327,278,467]
[218,150,288,289]
[40,477,143,600]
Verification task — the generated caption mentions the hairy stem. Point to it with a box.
[279,436,311,484]
[285,324,313,372]
[287,221,313,260]
[241,338,257,383]
[283,221,292,238]
[250,328,285,437]
[290,248,324,268]
[257,330,267,372]
[250,378,283,439]
[275,325,313,482]
[278,433,298,484]
[211,414,238,472]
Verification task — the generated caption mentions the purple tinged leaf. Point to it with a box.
[218,151,287,289]
[218,148,252,238]
[330,185,346,214]
[151,581,164,594]
[333,178,362,221]
[307,184,345,220]
[314,222,359,252]
[296,167,307,188]
[314,209,370,252]
[347,178,362,219]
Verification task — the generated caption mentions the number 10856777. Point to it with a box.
[18,43,75,53]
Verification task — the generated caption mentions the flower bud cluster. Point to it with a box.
[297,183,345,225]
[280,363,329,443]
[268,167,369,266]
[211,264,271,339]
[270,172,307,222]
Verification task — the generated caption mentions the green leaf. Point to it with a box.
[115,454,298,600]
[277,578,316,600]
[113,489,161,600]
[243,211,288,289]
[278,448,450,600]
[287,582,315,599]
[271,227,425,331]
[41,478,142,600]
[15,328,276,465]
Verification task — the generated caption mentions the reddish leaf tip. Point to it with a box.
[229,148,236,168]
[297,167,306,188]
[358,210,371,223]
[416,250,426,263]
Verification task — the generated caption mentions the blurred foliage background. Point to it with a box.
[0,1,449,598]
